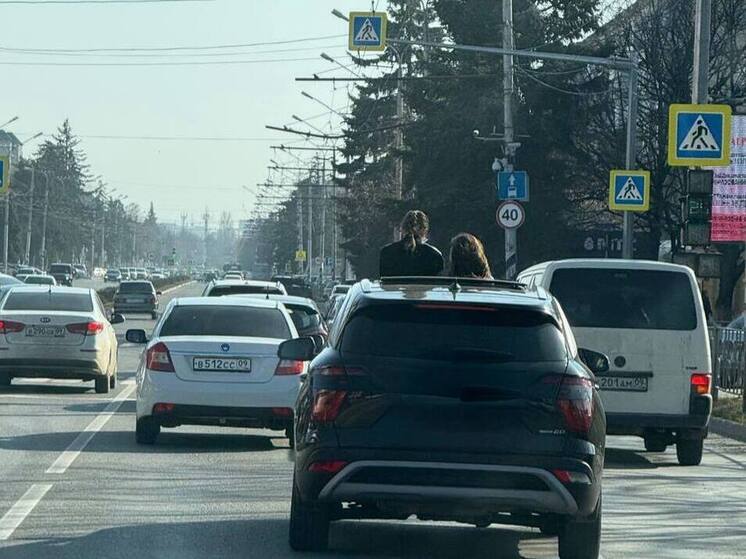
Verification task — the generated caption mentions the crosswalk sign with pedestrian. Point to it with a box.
[609,170,650,212]
[349,12,387,52]
[668,104,732,167]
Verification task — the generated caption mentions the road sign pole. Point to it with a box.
[3,192,9,273]
[503,0,518,279]
[692,0,712,105]
[623,62,640,260]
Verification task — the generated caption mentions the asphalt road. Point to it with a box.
[1,281,745,558]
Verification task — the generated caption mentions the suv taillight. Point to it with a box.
[553,376,594,435]
[312,390,347,423]
[146,342,175,372]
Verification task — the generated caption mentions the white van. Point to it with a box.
[518,259,712,466]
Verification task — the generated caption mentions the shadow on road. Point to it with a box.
[0,383,93,396]
[0,429,288,454]
[604,447,659,470]
[0,518,548,559]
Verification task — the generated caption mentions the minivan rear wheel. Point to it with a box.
[676,436,704,466]
[288,479,330,551]
[558,492,601,559]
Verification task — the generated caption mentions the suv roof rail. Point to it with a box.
[378,276,526,291]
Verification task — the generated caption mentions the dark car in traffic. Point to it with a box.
[281,277,608,559]
[49,263,74,286]
[113,281,160,319]
[272,275,313,299]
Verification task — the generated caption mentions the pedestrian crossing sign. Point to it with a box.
[349,12,387,52]
[668,104,732,167]
[0,156,9,195]
[609,170,650,212]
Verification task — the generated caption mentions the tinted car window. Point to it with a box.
[118,282,154,294]
[4,292,93,312]
[49,264,72,274]
[550,269,697,331]
[208,285,283,296]
[24,276,55,285]
[159,305,291,339]
[340,304,566,362]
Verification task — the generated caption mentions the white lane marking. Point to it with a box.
[0,484,53,541]
[45,384,136,475]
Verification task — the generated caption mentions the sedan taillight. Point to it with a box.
[275,359,304,375]
[67,321,104,335]
[146,342,175,372]
[0,320,25,333]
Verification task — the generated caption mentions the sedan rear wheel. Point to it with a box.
[135,417,160,445]
[109,371,117,389]
[95,375,110,394]
[288,479,330,551]
[558,492,601,559]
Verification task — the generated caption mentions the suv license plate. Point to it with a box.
[26,326,65,338]
[192,357,251,372]
[598,376,648,392]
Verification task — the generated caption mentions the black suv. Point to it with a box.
[48,263,74,286]
[279,277,608,559]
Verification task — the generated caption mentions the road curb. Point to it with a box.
[709,417,746,443]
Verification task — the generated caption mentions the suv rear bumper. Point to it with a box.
[316,460,580,516]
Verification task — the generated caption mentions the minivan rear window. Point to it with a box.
[3,292,93,312]
[550,268,697,331]
[159,305,291,339]
[340,304,566,362]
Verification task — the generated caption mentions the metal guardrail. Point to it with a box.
[710,327,746,403]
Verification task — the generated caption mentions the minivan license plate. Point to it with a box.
[598,376,648,392]
[192,357,251,372]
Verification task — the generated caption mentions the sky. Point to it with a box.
[2,0,373,226]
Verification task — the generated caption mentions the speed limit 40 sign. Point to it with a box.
[496,200,525,230]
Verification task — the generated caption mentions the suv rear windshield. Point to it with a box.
[49,264,72,274]
[340,304,566,362]
[550,268,697,331]
[208,285,283,296]
[159,305,291,339]
[118,282,154,294]
[3,292,93,312]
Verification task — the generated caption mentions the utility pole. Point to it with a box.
[202,209,210,267]
[502,0,517,280]
[307,169,313,282]
[3,191,8,274]
[40,175,49,270]
[332,147,338,281]
[622,56,640,260]
[24,167,35,265]
[320,156,327,282]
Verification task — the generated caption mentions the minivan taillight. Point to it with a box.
[690,373,711,395]
[146,342,175,372]
[554,376,594,435]
[312,390,347,423]
[0,320,25,333]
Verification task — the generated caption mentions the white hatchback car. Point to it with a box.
[128,296,306,445]
[202,279,287,297]
[0,286,124,392]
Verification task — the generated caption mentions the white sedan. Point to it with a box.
[127,296,307,445]
[0,286,124,392]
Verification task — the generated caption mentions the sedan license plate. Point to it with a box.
[26,326,65,338]
[192,357,251,373]
[598,376,648,392]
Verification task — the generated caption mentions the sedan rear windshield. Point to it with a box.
[118,282,154,294]
[208,285,283,296]
[286,304,322,335]
[550,268,697,331]
[159,305,291,339]
[340,304,566,362]
[3,292,93,312]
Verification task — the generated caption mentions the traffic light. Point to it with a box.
[681,170,713,246]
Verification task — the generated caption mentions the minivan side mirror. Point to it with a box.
[126,329,148,344]
[110,313,126,325]
[578,348,610,374]
[278,337,316,361]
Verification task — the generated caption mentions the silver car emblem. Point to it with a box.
[221,343,230,353]
[40,317,51,324]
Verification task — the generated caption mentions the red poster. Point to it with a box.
[712,116,746,242]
